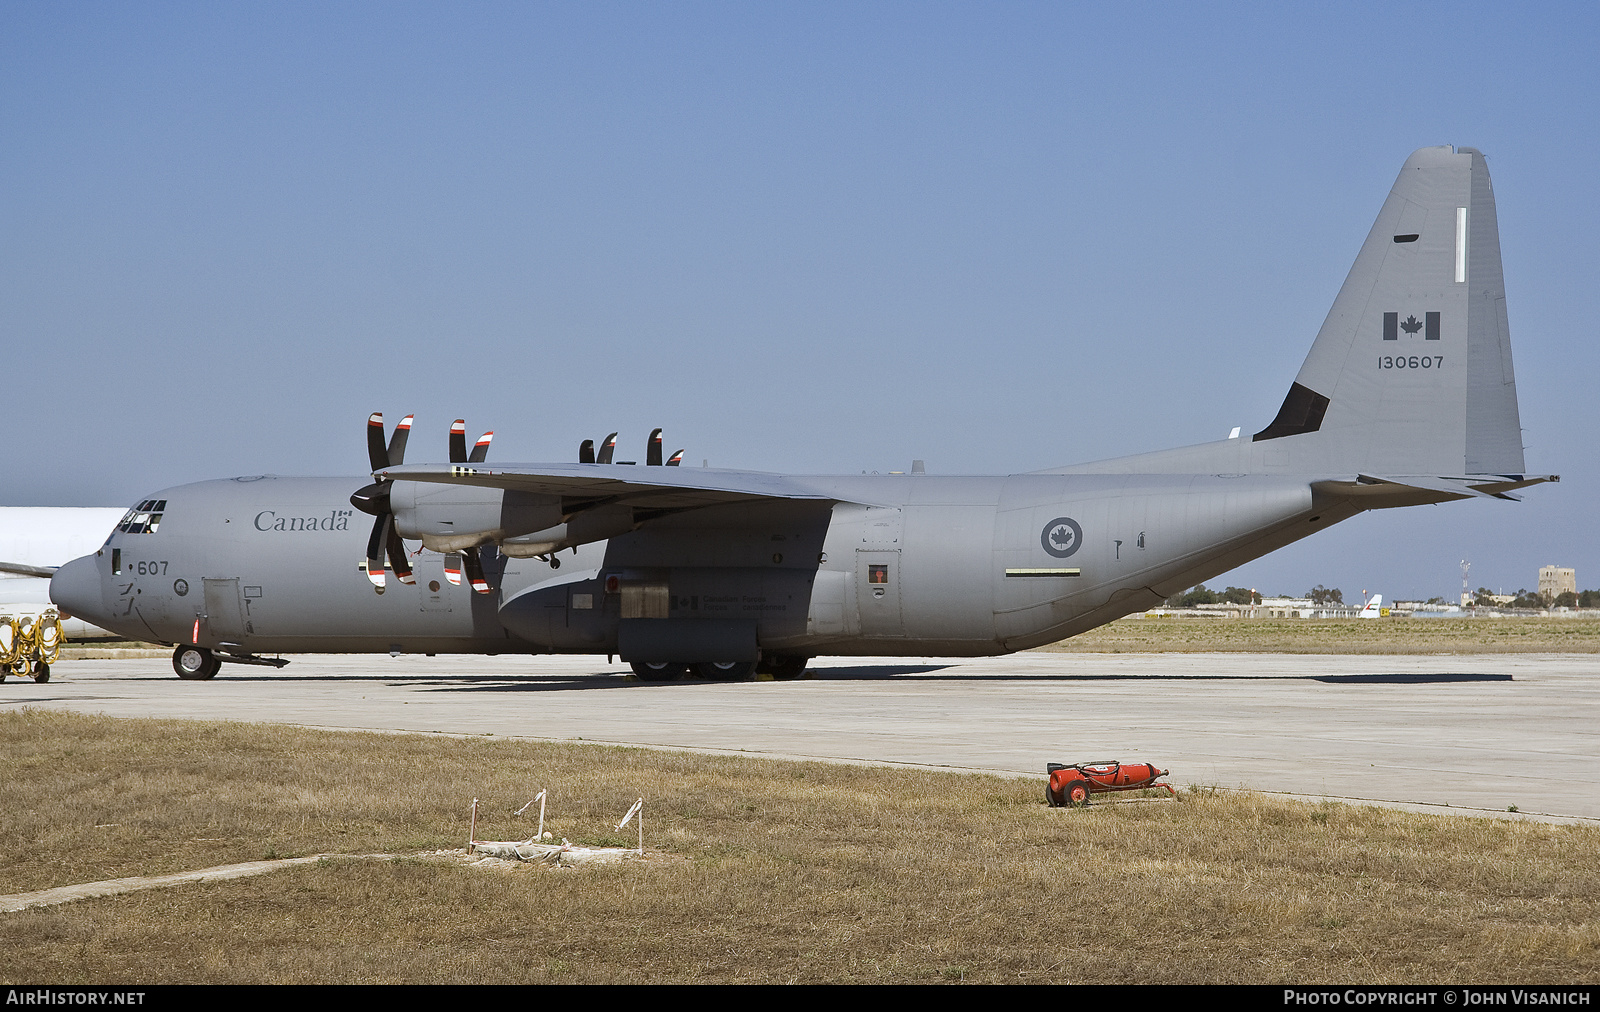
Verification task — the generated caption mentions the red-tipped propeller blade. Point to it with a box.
[449,420,468,464]
[461,548,494,594]
[365,514,389,589]
[468,431,493,463]
[386,414,413,467]
[367,413,390,472]
[385,523,414,585]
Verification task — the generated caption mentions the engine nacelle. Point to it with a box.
[390,482,564,553]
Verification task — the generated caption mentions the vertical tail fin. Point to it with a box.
[1256,145,1524,476]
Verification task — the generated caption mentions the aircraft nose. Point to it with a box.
[50,555,106,625]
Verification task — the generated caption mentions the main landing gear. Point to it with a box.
[627,655,810,682]
[629,661,687,681]
[173,645,221,680]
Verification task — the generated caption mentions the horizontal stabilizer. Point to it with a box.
[1312,473,1557,507]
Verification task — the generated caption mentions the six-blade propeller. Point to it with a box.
[350,413,415,593]
[578,430,682,466]
[443,418,495,594]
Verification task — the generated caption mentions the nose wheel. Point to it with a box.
[173,645,221,680]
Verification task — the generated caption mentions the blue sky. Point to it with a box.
[3,2,1595,599]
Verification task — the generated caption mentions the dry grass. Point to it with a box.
[1,709,1597,984]
[1040,616,1600,654]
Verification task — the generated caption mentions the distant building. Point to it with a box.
[1539,565,1577,603]
[1253,597,1367,619]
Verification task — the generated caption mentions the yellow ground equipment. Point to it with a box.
[0,610,63,683]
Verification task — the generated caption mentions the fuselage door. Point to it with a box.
[854,507,904,638]
[202,577,246,648]
[855,551,903,637]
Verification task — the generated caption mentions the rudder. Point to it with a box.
[1254,146,1524,476]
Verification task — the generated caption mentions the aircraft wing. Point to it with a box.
[377,462,850,510]
[0,561,56,578]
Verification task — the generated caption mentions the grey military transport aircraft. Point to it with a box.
[52,146,1555,681]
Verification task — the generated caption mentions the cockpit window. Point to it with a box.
[117,499,167,534]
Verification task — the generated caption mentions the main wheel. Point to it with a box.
[695,660,756,681]
[31,660,50,683]
[630,660,686,682]
[760,655,809,680]
[173,645,220,680]
[1065,780,1092,807]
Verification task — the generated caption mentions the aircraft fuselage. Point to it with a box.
[52,471,1347,661]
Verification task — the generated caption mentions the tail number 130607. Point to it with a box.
[1379,355,1442,370]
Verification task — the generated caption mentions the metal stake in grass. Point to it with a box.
[617,798,643,855]
[468,798,478,855]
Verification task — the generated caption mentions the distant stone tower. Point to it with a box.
[1538,565,1576,604]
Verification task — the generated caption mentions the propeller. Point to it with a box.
[449,419,494,465]
[444,418,496,594]
[644,428,684,465]
[581,430,680,465]
[350,412,415,592]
